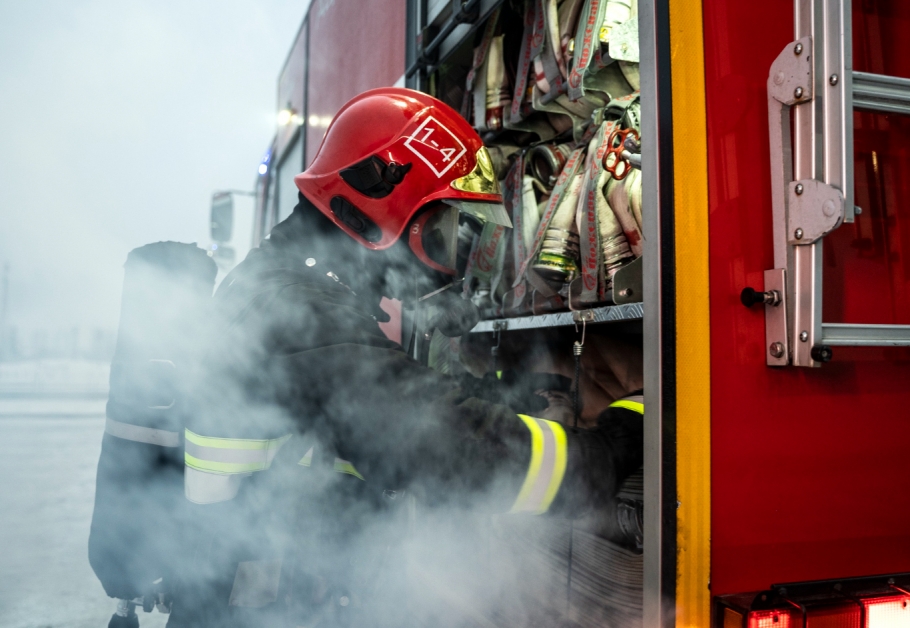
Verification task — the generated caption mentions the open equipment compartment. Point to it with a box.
[405,2,652,625]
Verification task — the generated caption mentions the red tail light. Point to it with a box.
[864,595,910,627]
[748,610,793,627]
[716,574,910,628]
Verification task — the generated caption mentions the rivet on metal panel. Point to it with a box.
[619,288,633,297]
[829,74,839,86]
[794,86,804,99]
[800,330,809,342]
[794,42,803,55]
[769,342,785,358]
[855,205,863,215]
[794,228,804,240]
[795,183,804,195]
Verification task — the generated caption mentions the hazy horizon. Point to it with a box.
[0,0,311,348]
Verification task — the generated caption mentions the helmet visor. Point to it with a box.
[410,201,512,276]
[442,200,513,228]
[418,203,461,273]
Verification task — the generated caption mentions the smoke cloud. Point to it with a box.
[0,3,644,626]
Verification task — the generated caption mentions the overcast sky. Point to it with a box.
[0,0,310,336]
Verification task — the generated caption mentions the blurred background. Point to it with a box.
[0,2,309,625]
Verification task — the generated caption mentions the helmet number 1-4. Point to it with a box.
[404,116,467,178]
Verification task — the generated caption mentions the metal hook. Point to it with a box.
[572,317,587,349]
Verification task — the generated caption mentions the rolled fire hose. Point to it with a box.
[521,175,545,249]
[487,144,521,180]
[533,170,585,283]
[626,167,643,234]
[605,173,644,257]
[533,0,564,95]
[598,0,634,47]
[484,35,511,131]
[527,143,572,191]
[558,0,585,67]
[595,169,635,283]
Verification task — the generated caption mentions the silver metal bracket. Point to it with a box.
[787,179,844,245]
[764,269,789,366]
[573,309,596,323]
[610,256,643,304]
[768,36,813,107]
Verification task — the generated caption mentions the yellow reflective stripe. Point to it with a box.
[512,414,544,512]
[185,452,266,475]
[298,446,314,467]
[542,418,567,510]
[333,459,364,481]
[185,429,289,450]
[184,430,291,475]
[610,399,644,415]
[510,415,567,514]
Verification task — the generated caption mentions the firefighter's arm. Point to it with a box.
[505,398,644,518]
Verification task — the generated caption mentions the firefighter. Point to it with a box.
[167,88,643,628]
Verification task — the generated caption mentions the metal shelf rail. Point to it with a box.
[469,303,644,333]
[407,0,506,82]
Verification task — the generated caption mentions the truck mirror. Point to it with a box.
[211,193,234,242]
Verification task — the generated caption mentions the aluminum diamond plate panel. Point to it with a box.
[469,303,644,333]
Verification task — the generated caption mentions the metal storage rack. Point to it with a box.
[470,302,644,333]
[405,3,650,627]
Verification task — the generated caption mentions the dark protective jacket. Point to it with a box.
[167,203,643,628]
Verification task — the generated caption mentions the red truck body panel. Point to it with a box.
[704,0,910,596]
[305,0,407,166]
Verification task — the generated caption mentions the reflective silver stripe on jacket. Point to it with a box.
[104,417,180,448]
[184,440,285,469]
[184,430,290,475]
[183,430,291,504]
[510,415,568,515]
[185,467,248,504]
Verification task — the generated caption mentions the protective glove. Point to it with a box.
[556,402,644,531]
[456,370,573,414]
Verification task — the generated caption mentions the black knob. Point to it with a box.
[740,287,763,308]
[811,345,833,363]
[741,287,781,308]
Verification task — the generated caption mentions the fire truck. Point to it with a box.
[214,0,910,625]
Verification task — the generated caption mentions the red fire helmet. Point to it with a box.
[294,88,510,261]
